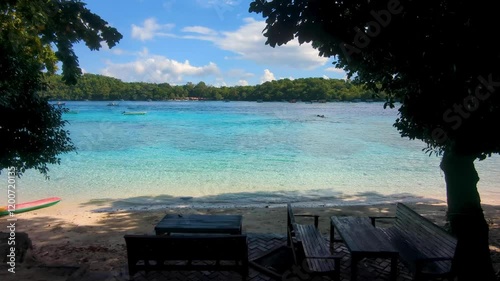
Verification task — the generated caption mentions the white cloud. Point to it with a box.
[163,0,176,11]
[100,41,130,56]
[101,53,220,84]
[325,67,345,74]
[100,41,110,50]
[196,0,241,7]
[322,75,330,79]
[180,18,328,69]
[131,18,175,41]
[182,26,218,36]
[325,67,348,80]
[196,0,242,19]
[138,47,149,57]
[238,79,249,86]
[261,69,275,83]
[226,68,255,79]
[214,77,227,87]
[111,49,126,55]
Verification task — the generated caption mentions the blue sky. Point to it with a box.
[74,0,346,86]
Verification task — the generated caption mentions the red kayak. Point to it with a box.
[0,197,61,216]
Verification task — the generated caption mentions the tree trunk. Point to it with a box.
[440,150,495,281]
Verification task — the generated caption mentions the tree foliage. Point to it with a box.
[0,0,122,176]
[249,1,500,279]
[42,73,380,102]
[250,0,500,158]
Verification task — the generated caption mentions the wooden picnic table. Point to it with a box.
[155,214,243,235]
[330,216,398,281]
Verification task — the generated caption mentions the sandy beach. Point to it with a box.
[1,200,500,280]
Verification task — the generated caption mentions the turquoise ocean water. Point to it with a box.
[3,101,500,210]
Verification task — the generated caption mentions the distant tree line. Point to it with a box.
[41,73,385,102]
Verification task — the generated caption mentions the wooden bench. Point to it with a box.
[287,203,341,281]
[371,203,457,280]
[124,234,249,280]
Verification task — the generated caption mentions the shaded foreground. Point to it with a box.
[1,202,499,280]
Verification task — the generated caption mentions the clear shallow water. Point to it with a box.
[3,101,500,210]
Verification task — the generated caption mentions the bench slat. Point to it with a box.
[393,206,456,259]
[395,208,456,250]
[381,203,457,279]
[287,204,340,280]
[295,224,337,272]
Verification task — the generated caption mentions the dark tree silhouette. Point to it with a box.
[249,0,499,279]
[0,0,122,176]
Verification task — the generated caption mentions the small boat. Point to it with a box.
[256,99,263,103]
[107,102,119,106]
[122,111,147,115]
[0,197,61,216]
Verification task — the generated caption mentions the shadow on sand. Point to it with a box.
[1,191,499,280]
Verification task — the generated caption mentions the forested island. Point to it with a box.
[42,74,385,102]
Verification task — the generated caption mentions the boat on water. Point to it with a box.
[122,111,147,115]
[107,102,119,106]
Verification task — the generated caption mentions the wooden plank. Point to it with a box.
[383,228,452,275]
[393,205,456,258]
[383,203,456,278]
[295,224,336,272]
[287,203,296,225]
[155,214,242,235]
[331,216,396,254]
[288,205,340,280]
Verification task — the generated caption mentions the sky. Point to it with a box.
[73,0,347,87]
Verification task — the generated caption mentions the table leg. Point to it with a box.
[330,222,334,252]
[390,256,398,281]
[351,254,359,281]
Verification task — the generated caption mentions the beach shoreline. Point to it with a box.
[55,194,450,213]
[1,200,499,279]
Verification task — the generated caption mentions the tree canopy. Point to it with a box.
[0,0,122,176]
[250,0,500,159]
[42,73,380,102]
